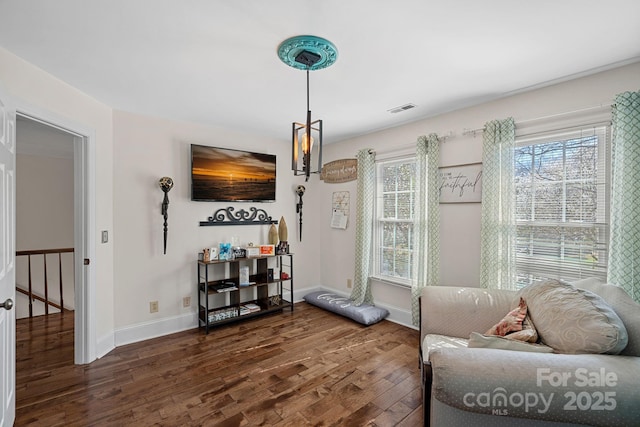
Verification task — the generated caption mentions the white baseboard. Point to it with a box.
[114,312,198,347]
[96,332,115,359]
[293,285,322,303]
[108,286,414,351]
[383,308,417,330]
[110,289,313,349]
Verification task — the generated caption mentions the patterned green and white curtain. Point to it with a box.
[608,91,640,302]
[411,134,440,326]
[351,148,376,305]
[480,117,517,290]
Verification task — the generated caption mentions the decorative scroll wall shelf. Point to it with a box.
[199,207,278,226]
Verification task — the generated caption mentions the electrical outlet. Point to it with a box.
[150,301,158,313]
[183,296,191,308]
[347,279,352,288]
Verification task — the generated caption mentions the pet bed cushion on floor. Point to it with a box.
[303,291,389,325]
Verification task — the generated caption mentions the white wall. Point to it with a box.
[16,153,74,251]
[0,46,115,352]
[15,153,75,318]
[112,110,322,343]
[319,62,640,326]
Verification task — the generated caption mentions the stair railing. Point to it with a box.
[15,247,74,318]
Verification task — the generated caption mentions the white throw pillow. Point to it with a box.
[517,280,628,354]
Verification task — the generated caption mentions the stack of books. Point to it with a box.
[208,307,237,322]
[241,303,261,314]
[212,282,237,293]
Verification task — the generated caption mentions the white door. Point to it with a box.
[0,83,16,427]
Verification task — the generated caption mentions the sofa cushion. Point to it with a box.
[468,332,553,353]
[422,334,468,361]
[429,348,640,426]
[303,291,389,325]
[420,286,516,341]
[517,280,628,354]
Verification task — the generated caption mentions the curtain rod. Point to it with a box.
[358,133,452,157]
[352,102,612,157]
[462,102,612,137]
[361,144,412,158]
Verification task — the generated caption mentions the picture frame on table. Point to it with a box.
[259,244,275,256]
[219,242,232,260]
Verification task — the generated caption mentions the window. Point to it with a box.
[373,158,416,285]
[514,126,609,288]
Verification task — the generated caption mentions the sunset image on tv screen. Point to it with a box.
[191,145,276,202]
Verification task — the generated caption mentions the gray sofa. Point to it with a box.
[419,278,640,426]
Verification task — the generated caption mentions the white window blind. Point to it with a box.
[515,125,609,288]
[373,158,416,285]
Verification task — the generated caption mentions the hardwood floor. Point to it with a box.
[16,303,423,426]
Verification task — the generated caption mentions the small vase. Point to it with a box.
[268,224,279,245]
[278,216,288,242]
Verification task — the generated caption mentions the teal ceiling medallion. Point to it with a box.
[277,35,338,71]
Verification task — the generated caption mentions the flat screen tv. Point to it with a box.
[191,144,276,202]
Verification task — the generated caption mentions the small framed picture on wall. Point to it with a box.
[439,162,483,203]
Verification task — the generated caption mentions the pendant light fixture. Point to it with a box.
[278,36,338,181]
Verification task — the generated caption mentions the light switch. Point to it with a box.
[101,230,108,243]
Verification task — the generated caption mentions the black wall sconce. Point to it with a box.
[296,185,305,241]
[159,177,174,254]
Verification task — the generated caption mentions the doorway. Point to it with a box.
[15,110,95,365]
[15,116,75,320]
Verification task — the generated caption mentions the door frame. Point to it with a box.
[16,104,96,365]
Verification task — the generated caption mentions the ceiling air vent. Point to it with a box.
[388,103,416,114]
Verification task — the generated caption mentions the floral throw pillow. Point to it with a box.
[485,297,527,337]
[505,312,539,343]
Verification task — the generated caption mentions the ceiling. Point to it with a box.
[1,1,639,145]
